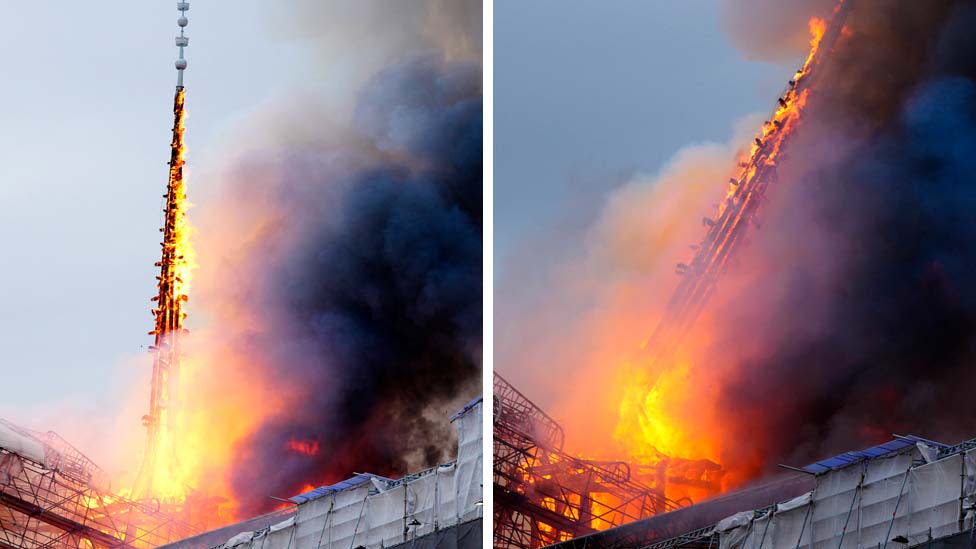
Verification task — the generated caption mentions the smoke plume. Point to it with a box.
[495,116,764,456]
[718,0,834,61]
[710,0,976,478]
[499,0,976,493]
[184,3,481,517]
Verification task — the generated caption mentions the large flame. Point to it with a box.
[613,15,830,502]
[135,86,198,506]
[127,86,319,525]
[131,88,258,527]
[167,89,197,298]
[86,2,483,531]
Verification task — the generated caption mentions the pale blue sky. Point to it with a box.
[0,2,308,418]
[495,0,792,274]
[0,1,796,433]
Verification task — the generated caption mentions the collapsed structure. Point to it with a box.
[645,0,851,367]
[159,397,484,549]
[0,419,198,548]
[493,374,722,549]
[549,434,976,549]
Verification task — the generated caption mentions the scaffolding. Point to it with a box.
[493,374,689,549]
[522,12,854,548]
[158,398,484,549]
[0,420,198,549]
[548,435,976,549]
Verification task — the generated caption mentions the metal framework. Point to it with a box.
[493,374,685,549]
[543,472,818,549]
[645,0,854,366]
[0,420,198,549]
[549,435,976,549]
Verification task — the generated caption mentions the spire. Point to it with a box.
[176,2,189,88]
[135,1,194,500]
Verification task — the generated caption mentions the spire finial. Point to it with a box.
[175,2,189,88]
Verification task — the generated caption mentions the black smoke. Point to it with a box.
[223,56,482,515]
[711,1,976,478]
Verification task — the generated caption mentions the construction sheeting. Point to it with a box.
[717,444,976,549]
[0,422,52,469]
[159,509,298,549]
[453,396,483,524]
[387,517,482,549]
[223,398,482,549]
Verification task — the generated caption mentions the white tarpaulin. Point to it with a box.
[717,443,976,549]
[453,397,483,524]
[0,422,51,468]
[964,450,976,529]
[225,398,483,549]
[716,511,754,549]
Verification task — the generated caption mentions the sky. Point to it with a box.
[0,0,799,443]
[495,0,797,276]
[0,2,312,426]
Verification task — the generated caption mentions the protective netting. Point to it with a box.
[717,443,976,549]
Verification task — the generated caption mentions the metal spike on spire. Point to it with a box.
[176,2,189,88]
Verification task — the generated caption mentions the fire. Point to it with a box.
[135,86,198,506]
[617,362,705,461]
[130,86,266,526]
[286,439,320,456]
[804,18,827,74]
[612,13,836,502]
[166,89,197,297]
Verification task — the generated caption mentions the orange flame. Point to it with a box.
[286,439,320,456]
[135,86,197,506]
[613,15,831,503]
[129,88,256,528]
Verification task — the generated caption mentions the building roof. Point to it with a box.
[289,473,389,504]
[801,434,946,474]
[285,396,486,505]
[546,434,954,549]
[452,396,484,422]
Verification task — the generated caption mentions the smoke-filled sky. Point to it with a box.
[495,0,814,406]
[497,0,976,490]
[0,0,481,508]
[193,44,482,515]
[707,0,976,478]
[494,1,817,276]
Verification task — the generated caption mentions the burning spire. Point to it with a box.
[135,0,194,501]
[643,1,851,366]
[612,1,855,494]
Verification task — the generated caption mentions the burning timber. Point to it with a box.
[135,0,194,503]
[136,84,190,501]
[493,374,724,549]
[504,5,858,548]
[547,434,976,549]
[645,0,852,366]
[157,397,484,549]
